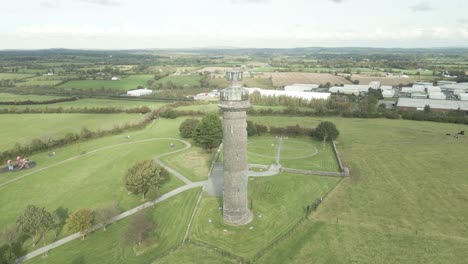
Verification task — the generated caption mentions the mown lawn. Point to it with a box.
[26,188,201,264]
[191,173,340,259]
[156,75,203,87]
[159,146,212,182]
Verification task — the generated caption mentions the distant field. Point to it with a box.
[59,75,154,90]
[0,98,168,111]
[0,93,66,101]
[243,77,274,88]
[15,80,64,87]
[0,73,35,80]
[207,77,228,88]
[350,74,425,86]
[263,72,351,86]
[175,103,287,113]
[0,113,149,150]
[156,75,203,87]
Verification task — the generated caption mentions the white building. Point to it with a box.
[428,91,446,100]
[382,90,396,98]
[380,85,393,91]
[369,81,381,90]
[411,92,428,99]
[284,84,319,92]
[127,88,152,97]
[398,98,468,112]
[111,76,120,81]
[246,88,330,100]
[426,86,441,92]
[458,93,468,101]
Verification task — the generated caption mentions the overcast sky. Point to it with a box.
[1,0,467,49]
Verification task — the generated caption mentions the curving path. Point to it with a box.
[1,138,189,189]
[13,137,206,264]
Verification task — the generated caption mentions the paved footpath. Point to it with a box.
[14,138,202,264]
[16,181,207,263]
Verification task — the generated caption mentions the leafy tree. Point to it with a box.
[314,121,339,143]
[122,211,154,247]
[0,226,19,247]
[424,105,431,114]
[159,108,178,119]
[67,209,94,239]
[94,203,120,231]
[193,112,222,150]
[51,207,68,239]
[246,121,257,137]
[125,160,169,200]
[179,118,200,138]
[16,205,54,247]
[2,246,16,264]
[255,124,268,136]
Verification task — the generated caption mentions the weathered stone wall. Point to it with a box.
[222,110,253,225]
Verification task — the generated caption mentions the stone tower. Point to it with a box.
[218,69,253,226]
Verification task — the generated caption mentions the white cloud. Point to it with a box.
[409,1,433,12]
[39,0,61,8]
[230,0,271,4]
[78,0,121,6]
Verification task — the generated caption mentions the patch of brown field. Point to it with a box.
[196,67,229,73]
[262,72,351,86]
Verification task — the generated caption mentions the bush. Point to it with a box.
[193,112,222,150]
[179,118,200,138]
[246,121,258,137]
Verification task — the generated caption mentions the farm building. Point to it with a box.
[382,89,396,98]
[440,83,468,92]
[427,86,441,92]
[380,85,393,90]
[284,84,319,92]
[246,88,330,100]
[428,91,446,100]
[401,87,413,93]
[397,98,468,113]
[329,84,371,95]
[111,76,120,81]
[369,81,381,89]
[414,82,433,87]
[438,80,456,86]
[458,93,468,101]
[126,88,152,97]
[411,92,428,99]
[412,85,426,92]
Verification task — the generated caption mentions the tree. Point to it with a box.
[424,104,431,114]
[122,211,154,248]
[94,203,120,231]
[2,246,16,264]
[0,226,19,247]
[246,121,257,137]
[51,207,68,239]
[193,112,222,150]
[16,205,54,247]
[125,160,169,200]
[314,121,339,143]
[67,209,94,239]
[179,118,200,138]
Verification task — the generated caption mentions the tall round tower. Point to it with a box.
[218,69,253,226]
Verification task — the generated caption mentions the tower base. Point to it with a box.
[223,208,253,226]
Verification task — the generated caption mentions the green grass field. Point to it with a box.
[0,73,35,80]
[27,188,201,264]
[0,113,149,150]
[246,116,468,264]
[59,75,154,90]
[0,98,168,111]
[247,136,340,172]
[156,75,203,87]
[0,93,66,101]
[191,173,340,259]
[15,80,64,87]
[159,146,212,182]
